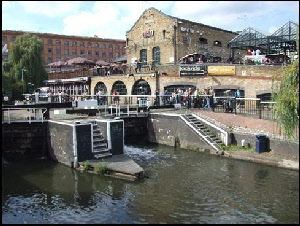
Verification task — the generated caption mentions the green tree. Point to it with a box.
[2,33,47,100]
[272,31,299,140]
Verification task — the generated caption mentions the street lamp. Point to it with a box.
[21,68,27,81]
[21,68,27,94]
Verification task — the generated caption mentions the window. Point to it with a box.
[48,39,53,45]
[72,50,77,56]
[102,52,106,58]
[162,30,166,39]
[88,42,92,48]
[11,37,16,42]
[115,53,119,58]
[132,79,151,95]
[64,41,69,46]
[72,41,77,46]
[102,44,106,49]
[80,41,84,47]
[56,49,61,55]
[94,43,99,48]
[88,50,92,56]
[48,48,52,55]
[115,45,119,50]
[109,52,113,58]
[80,50,84,56]
[56,40,61,45]
[199,38,207,44]
[94,82,107,94]
[2,36,7,41]
[111,81,127,95]
[126,38,129,46]
[108,44,113,49]
[48,57,53,63]
[153,47,160,65]
[214,40,222,47]
[140,49,147,66]
[64,50,69,56]
[95,51,99,56]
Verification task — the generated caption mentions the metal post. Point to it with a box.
[259,99,262,119]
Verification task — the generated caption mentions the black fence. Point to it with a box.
[186,96,277,121]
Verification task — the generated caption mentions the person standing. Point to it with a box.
[235,89,241,110]
[96,89,100,105]
[58,90,62,103]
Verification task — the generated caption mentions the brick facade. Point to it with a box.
[126,7,245,65]
[2,30,126,65]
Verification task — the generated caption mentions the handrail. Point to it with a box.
[2,107,48,124]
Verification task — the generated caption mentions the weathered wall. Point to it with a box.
[91,64,282,98]
[2,122,48,160]
[126,7,242,64]
[47,121,75,167]
[147,113,211,150]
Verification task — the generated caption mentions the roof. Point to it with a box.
[2,30,126,42]
[126,7,238,35]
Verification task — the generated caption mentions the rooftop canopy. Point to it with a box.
[229,21,299,54]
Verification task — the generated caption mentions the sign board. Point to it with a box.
[143,30,154,38]
[208,66,235,75]
[179,65,207,76]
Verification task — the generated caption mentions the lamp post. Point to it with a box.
[21,68,27,82]
[21,68,27,95]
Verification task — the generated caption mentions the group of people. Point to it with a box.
[158,87,217,109]
[95,63,127,76]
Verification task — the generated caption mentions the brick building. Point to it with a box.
[126,7,245,66]
[2,30,126,65]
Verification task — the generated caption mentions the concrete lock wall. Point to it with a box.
[231,132,299,158]
[2,122,48,160]
[48,119,124,167]
[147,113,211,151]
[48,121,76,167]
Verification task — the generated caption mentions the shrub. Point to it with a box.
[95,160,108,175]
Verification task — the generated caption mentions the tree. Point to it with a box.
[272,31,299,140]
[2,33,47,100]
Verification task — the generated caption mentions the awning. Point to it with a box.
[44,77,89,84]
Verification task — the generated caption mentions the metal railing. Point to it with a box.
[2,108,48,124]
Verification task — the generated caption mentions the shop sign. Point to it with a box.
[143,30,154,38]
[179,65,207,76]
[208,66,235,75]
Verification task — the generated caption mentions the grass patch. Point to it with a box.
[82,160,90,172]
[221,144,255,152]
[95,160,108,175]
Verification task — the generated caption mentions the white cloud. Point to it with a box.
[18,1,81,18]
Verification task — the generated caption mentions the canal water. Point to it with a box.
[2,143,299,224]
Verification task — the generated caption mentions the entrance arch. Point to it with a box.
[94,82,107,94]
[111,81,127,95]
[132,79,151,95]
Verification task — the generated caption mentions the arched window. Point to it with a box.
[198,38,207,44]
[132,79,151,95]
[140,49,147,66]
[153,46,160,65]
[94,82,107,94]
[111,81,127,95]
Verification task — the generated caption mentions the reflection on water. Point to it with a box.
[2,143,299,224]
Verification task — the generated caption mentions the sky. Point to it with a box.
[2,1,299,40]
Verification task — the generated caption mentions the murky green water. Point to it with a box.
[2,143,299,224]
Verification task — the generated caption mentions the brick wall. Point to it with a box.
[2,122,48,160]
